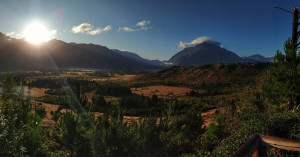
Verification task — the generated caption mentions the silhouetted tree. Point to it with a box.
[266,6,300,109]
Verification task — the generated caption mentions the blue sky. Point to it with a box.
[0,0,298,60]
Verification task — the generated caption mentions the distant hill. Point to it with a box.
[0,33,158,71]
[168,42,245,65]
[111,49,165,66]
[135,63,270,86]
[168,42,273,65]
[0,31,273,72]
[242,54,273,62]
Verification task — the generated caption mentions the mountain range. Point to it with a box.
[0,32,272,71]
[242,54,273,62]
[0,33,159,72]
[168,42,272,66]
[111,49,165,66]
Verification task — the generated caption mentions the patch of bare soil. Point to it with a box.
[201,109,216,128]
[39,102,60,127]
[28,88,49,97]
[16,87,49,97]
[131,85,199,98]
[92,75,137,82]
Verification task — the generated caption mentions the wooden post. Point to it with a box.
[232,134,260,157]
[257,143,267,157]
[252,150,258,157]
[233,134,300,157]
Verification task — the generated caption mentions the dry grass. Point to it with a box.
[131,85,199,98]
[135,63,269,86]
[38,101,142,127]
[92,74,136,82]
[39,102,60,127]
[38,101,216,128]
[201,109,216,128]
[32,101,71,127]
[19,87,49,97]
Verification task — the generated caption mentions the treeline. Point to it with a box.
[88,71,113,77]
[29,78,98,92]
[96,83,132,96]
[38,91,189,117]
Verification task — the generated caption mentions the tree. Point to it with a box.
[2,73,15,101]
[266,6,300,109]
[266,38,300,109]
[91,95,108,112]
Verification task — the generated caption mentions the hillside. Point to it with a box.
[0,33,157,71]
[135,63,270,86]
[112,49,165,66]
[168,42,245,65]
[242,54,273,62]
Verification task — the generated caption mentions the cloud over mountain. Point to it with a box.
[6,31,16,36]
[118,26,137,32]
[179,36,221,48]
[72,23,112,35]
[87,25,112,35]
[72,23,93,33]
[49,30,57,38]
[119,20,151,32]
[6,29,56,39]
[136,20,150,27]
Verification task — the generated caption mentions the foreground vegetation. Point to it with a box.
[0,57,299,156]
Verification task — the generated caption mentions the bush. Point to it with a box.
[96,83,132,96]
[212,110,300,156]
[35,105,47,119]
[201,114,225,151]
[90,95,109,112]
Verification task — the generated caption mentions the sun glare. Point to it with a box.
[23,22,50,45]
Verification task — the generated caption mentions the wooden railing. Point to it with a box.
[232,134,300,157]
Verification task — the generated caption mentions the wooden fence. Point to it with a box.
[232,134,300,157]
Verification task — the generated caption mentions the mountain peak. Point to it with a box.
[0,37,158,71]
[169,42,242,66]
[0,32,12,41]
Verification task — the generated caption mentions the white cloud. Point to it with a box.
[136,20,150,27]
[102,25,112,32]
[48,29,57,38]
[178,36,221,48]
[118,26,137,32]
[6,31,15,36]
[72,23,112,35]
[72,23,93,33]
[141,26,151,30]
[87,25,112,35]
[6,29,57,40]
[119,20,151,33]
[87,28,101,35]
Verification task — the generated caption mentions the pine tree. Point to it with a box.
[266,6,300,109]
[266,38,300,109]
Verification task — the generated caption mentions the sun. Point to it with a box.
[23,22,51,45]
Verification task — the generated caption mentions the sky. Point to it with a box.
[0,0,299,60]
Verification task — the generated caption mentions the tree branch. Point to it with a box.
[274,6,294,14]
